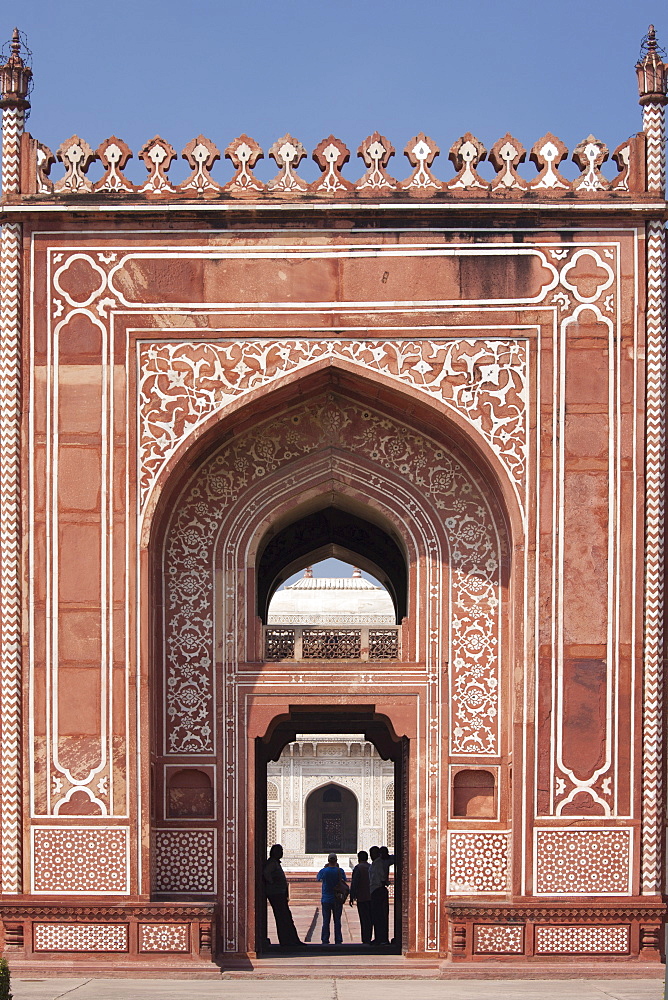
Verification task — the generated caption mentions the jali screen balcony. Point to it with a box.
[264,626,400,661]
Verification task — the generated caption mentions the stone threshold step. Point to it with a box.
[437,961,665,981]
[6,963,222,979]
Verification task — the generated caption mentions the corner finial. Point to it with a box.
[0,27,32,109]
[304,566,313,579]
[637,24,667,105]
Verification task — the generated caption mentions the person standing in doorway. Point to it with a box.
[378,845,396,943]
[349,850,372,944]
[317,852,347,945]
[263,844,305,948]
[369,844,394,946]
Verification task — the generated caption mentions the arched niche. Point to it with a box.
[256,505,408,623]
[305,783,359,855]
[452,768,496,819]
[166,767,214,819]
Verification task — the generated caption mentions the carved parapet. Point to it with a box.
[138,136,176,195]
[488,134,527,192]
[572,135,610,193]
[356,132,398,195]
[95,136,134,193]
[400,133,445,196]
[447,132,489,192]
[20,133,53,194]
[223,134,264,196]
[311,136,353,196]
[180,135,221,196]
[529,133,570,194]
[14,125,658,201]
[268,134,308,195]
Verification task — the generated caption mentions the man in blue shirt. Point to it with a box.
[317,852,347,945]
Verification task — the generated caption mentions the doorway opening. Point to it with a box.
[256,710,407,956]
[306,782,359,855]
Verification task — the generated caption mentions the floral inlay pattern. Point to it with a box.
[162,395,503,755]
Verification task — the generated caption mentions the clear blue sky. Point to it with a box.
[13,0,665,585]
[10,0,666,184]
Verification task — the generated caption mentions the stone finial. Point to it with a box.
[447,133,489,191]
[223,135,265,195]
[304,566,313,579]
[356,133,398,195]
[54,136,97,194]
[268,134,308,194]
[400,134,444,195]
[529,133,570,192]
[311,136,353,195]
[488,134,527,191]
[636,25,668,105]
[180,135,221,196]
[94,137,134,193]
[352,567,362,578]
[572,135,610,192]
[0,27,32,108]
[139,137,176,195]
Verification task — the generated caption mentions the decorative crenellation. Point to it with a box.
[641,220,666,893]
[19,128,649,200]
[534,924,630,955]
[0,221,22,893]
[535,829,632,895]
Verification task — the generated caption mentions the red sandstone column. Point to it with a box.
[636,25,668,894]
[0,26,31,895]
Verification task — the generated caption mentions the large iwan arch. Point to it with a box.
[147,380,514,957]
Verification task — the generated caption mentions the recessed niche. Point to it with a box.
[166,767,214,819]
[452,769,495,818]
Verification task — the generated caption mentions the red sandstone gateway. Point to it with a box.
[0,23,666,977]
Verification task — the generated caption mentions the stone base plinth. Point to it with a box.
[0,901,217,971]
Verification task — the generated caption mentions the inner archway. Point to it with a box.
[257,506,408,624]
[256,708,407,956]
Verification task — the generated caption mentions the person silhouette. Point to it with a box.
[263,844,305,948]
[350,850,372,944]
[369,844,395,945]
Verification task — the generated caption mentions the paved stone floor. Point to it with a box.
[9,976,666,999]
[269,899,394,944]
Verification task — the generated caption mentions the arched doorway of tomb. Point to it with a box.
[147,378,515,960]
[306,782,358,856]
